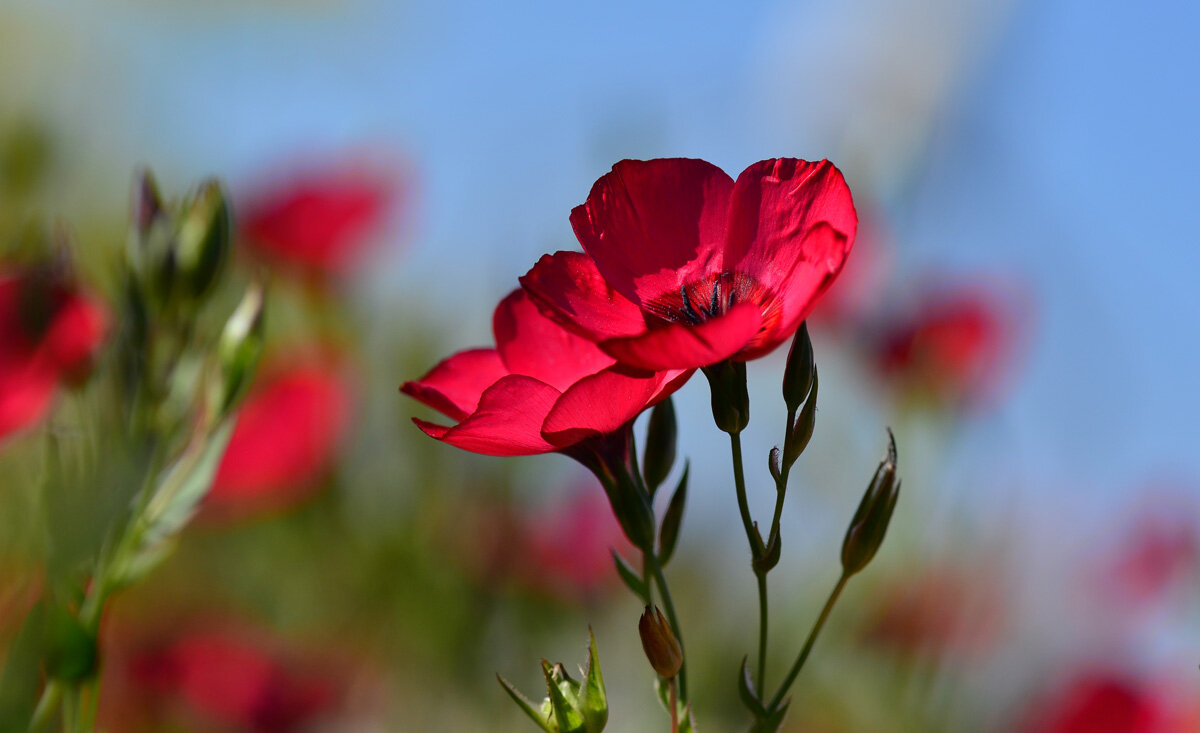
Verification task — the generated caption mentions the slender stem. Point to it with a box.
[669,677,679,733]
[729,433,758,555]
[755,573,768,692]
[646,552,687,703]
[766,407,797,547]
[29,681,61,732]
[766,574,848,712]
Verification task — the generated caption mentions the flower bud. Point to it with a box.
[131,167,165,237]
[639,606,683,679]
[642,397,677,495]
[175,179,230,298]
[782,322,814,413]
[782,369,818,468]
[703,360,749,434]
[498,628,608,732]
[212,284,265,417]
[841,430,900,576]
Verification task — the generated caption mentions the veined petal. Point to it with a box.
[570,158,734,305]
[492,288,613,390]
[519,251,646,342]
[600,303,763,371]
[400,348,507,422]
[541,366,667,448]
[724,159,856,295]
[419,374,560,456]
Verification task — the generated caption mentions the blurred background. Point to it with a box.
[1,0,1199,730]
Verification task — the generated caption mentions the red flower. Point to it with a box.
[401,287,689,457]
[122,628,341,733]
[207,358,352,517]
[238,161,397,279]
[873,286,1019,408]
[518,487,633,601]
[519,158,857,371]
[0,266,106,442]
[1030,675,1170,733]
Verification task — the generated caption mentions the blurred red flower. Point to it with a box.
[238,162,397,280]
[402,288,689,457]
[518,488,633,601]
[863,567,1002,658]
[873,287,1018,408]
[0,265,106,442]
[206,357,352,518]
[1100,506,1198,609]
[520,158,857,371]
[121,627,342,733]
[1030,675,1172,733]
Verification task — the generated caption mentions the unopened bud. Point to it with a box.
[639,606,682,679]
[642,397,677,495]
[703,360,749,434]
[782,369,819,468]
[782,322,814,413]
[131,168,164,237]
[213,284,265,416]
[175,180,230,298]
[841,430,900,576]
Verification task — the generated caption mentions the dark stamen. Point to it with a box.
[680,284,701,323]
[708,279,721,316]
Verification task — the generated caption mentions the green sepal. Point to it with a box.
[543,661,585,733]
[497,675,556,732]
[642,397,677,496]
[577,627,608,732]
[657,463,689,566]
[611,550,648,602]
[783,369,818,468]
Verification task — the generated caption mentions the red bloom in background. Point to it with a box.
[239,161,398,279]
[873,286,1019,408]
[518,488,633,601]
[0,266,106,442]
[118,627,343,733]
[520,158,857,371]
[206,357,352,518]
[1029,675,1172,733]
[402,288,689,457]
[1098,504,1198,609]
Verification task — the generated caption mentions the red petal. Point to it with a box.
[600,303,763,371]
[421,375,560,456]
[492,289,613,390]
[520,251,647,342]
[724,159,856,346]
[400,348,507,421]
[542,367,668,448]
[43,291,108,378]
[570,159,733,305]
[209,366,352,510]
[0,361,57,441]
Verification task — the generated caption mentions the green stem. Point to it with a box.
[728,433,770,694]
[766,574,848,713]
[29,681,61,732]
[646,551,687,704]
[766,407,797,548]
[755,573,768,692]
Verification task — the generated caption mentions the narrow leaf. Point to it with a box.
[737,655,767,718]
[611,550,647,602]
[657,463,689,566]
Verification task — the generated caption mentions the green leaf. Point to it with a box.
[44,605,97,682]
[497,675,556,732]
[737,656,767,719]
[748,701,790,733]
[577,628,608,731]
[0,603,46,730]
[611,550,647,602]
[657,463,688,566]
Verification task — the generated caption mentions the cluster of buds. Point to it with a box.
[498,629,608,733]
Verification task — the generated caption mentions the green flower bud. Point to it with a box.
[639,606,683,679]
[212,284,265,417]
[703,360,749,434]
[174,180,230,298]
[782,322,814,413]
[642,397,677,495]
[841,430,900,576]
[498,628,607,732]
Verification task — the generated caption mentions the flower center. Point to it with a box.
[643,272,781,334]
